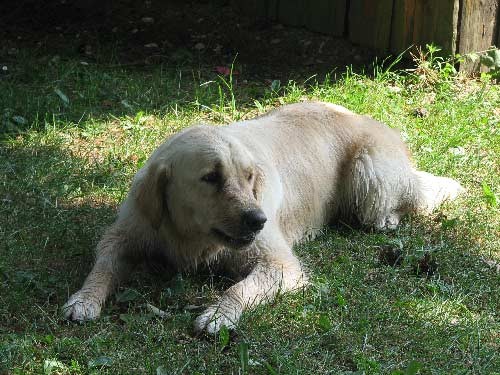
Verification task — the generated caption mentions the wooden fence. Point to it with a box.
[234,0,499,69]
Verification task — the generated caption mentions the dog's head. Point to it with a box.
[134,126,266,249]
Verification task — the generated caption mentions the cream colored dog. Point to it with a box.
[63,102,463,333]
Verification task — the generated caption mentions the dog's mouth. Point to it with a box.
[212,228,256,248]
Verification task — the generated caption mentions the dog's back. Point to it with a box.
[227,101,462,240]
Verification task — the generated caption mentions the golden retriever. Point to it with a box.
[63,102,463,333]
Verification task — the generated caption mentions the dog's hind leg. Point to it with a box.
[194,229,307,334]
[344,146,464,230]
[63,222,149,321]
[344,146,417,230]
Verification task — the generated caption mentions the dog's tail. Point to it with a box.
[413,170,465,213]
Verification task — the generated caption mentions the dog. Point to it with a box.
[63,101,463,333]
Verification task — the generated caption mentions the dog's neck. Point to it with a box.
[157,219,224,270]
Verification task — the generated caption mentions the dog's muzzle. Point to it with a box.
[212,208,267,248]
[212,228,256,248]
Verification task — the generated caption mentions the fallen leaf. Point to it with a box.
[413,107,429,118]
[219,325,230,349]
[448,146,466,156]
[214,66,239,76]
[184,304,203,310]
[121,99,133,110]
[101,100,114,108]
[378,244,403,267]
[239,342,249,373]
[482,258,500,273]
[43,359,65,374]
[88,356,113,368]
[387,85,402,93]
[317,314,332,331]
[413,253,437,276]
[54,88,69,106]
[116,288,141,303]
[11,115,27,125]
[146,303,170,318]
[482,182,497,207]
[194,42,205,50]
[270,79,281,91]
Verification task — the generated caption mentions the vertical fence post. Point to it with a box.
[458,0,499,71]
[348,0,394,52]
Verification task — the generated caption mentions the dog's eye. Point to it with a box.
[201,171,220,184]
[247,173,253,182]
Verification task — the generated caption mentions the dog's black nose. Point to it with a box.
[242,209,267,232]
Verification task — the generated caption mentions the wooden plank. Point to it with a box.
[233,0,346,36]
[231,0,268,18]
[266,0,279,20]
[390,0,416,55]
[277,0,305,26]
[498,9,500,48]
[418,0,458,54]
[458,0,499,71]
[498,11,500,48]
[349,0,394,52]
[305,0,346,36]
[390,0,459,56]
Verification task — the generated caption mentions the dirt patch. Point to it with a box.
[1,0,377,80]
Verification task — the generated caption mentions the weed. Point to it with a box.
[407,44,459,88]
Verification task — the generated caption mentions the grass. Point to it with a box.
[1,48,499,375]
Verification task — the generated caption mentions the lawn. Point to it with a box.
[1,47,499,374]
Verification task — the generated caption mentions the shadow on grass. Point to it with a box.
[1,144,118,329]
[0,140,235,334]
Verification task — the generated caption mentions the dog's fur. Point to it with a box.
[63,102,463,333]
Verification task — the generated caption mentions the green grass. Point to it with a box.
[1,50,499,375]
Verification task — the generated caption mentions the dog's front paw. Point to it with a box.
[63,290,102,322]
[194,305,240,335]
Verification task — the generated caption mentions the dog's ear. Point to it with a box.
[135,161,170,230]
[253,164,265,202]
